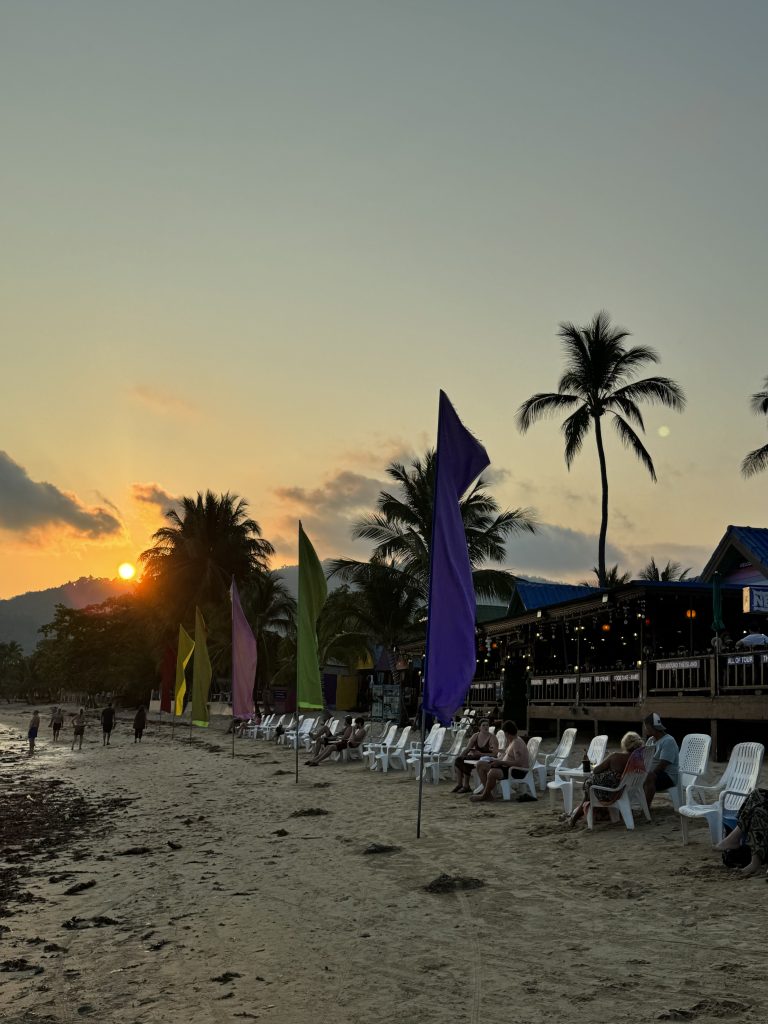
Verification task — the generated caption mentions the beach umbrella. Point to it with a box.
[735,633,768,648]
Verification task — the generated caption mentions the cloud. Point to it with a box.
[272,469,388,559]
[482,466,511,486]
[0,451,122,538]
[275,470,384,516]
[131,482,180,513]
[504,522,626,581]
[129,385,200,418]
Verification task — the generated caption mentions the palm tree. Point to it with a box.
[240,570,296,696]
[516,311,685,587]
[329,451,535,601]
[139,491,274,625]
[580,564,631,588]
[741,377,768,478]
[639,557,692,582]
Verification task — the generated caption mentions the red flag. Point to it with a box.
[159,645,176,713]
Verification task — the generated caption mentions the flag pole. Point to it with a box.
[415,702,427,839]
[295,699,300,784]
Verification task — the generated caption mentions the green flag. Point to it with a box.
[297,522,328,710]
[191,607,212,727]
[174,626,195,717]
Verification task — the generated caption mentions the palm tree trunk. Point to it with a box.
[593,414,609,588]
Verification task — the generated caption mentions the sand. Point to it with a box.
[1,705,766,1024]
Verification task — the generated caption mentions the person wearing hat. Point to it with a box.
[642,713,679,806]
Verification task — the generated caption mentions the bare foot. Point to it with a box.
[715,827,744,852]
[738,856,764,879]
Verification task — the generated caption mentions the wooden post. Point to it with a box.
[710,718,720,760]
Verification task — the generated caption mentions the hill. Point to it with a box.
[0,577,133,653]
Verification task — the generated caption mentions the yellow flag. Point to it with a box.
[191,607,212,727]
[174,625,195,717]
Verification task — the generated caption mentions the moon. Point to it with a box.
[118,562,136,580]
[657,426,670,438]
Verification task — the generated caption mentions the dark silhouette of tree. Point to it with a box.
[741,377,768,478]
[580,564,631,588]
[517,311,685,587]
[638,557,692,582]
[329,450,535,601]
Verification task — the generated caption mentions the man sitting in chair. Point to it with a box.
[306,714,351,763]
[642,713,679,807]
[307,717,366,766]
[470,720,529,802]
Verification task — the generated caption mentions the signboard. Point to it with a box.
[743,586,768,614]
[656,660,699,671]
[613,672,641,682]
[371,683,400,721]
[727,655,753,666]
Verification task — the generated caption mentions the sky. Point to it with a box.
[1,1,767,599]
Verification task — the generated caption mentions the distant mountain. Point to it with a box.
[0,577,133,653]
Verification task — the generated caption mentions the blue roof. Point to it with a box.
[701,525,768,581]
[509,581,598,614]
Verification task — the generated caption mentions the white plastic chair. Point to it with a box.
[498,737,542,801]
[654,733,711,812]
[678,741,764,844]
[586,749,651,831]
[375,726,412,773]
[534,727,577,792]
[547,735,608,814]
[405,728,447,777]
[363,725,397,769]
[260,713,282,739]
[422,728,469,784]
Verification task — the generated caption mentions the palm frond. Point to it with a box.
[749,381,768,416]
[608,377,686,412]
[516,392,579,433]
[561,404,592,468]
[741,442,768,478]
[612,415,657,482]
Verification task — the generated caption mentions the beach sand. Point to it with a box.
[1,705,765,1024]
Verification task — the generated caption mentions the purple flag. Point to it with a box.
[231,579,257,720]
[423,391,490,725]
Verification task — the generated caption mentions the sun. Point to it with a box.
[118,562,136,580]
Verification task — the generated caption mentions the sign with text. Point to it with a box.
[656,660,699,671]
[743,586,768,614]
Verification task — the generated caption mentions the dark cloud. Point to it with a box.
[0,451,121,538]
[275,470,384,516]
[131,482,180,513]
[504,522,626,581]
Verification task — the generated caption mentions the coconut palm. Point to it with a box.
[580,564,631,588]
[240,570,296,695]
[741,377,768,478]
[638,557,692,582]
[329,451,535,601]
[516,311,685,587]
[140,491,274,625]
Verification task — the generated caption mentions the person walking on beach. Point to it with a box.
[28,711,41,756]
[71,708,86,751]
[100,702,116,746]
[49,707,64,742]
[133,705,147,743]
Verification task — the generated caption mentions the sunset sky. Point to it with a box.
[2,2,767,599]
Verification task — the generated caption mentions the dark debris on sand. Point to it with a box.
[289,808,329,818]
[423,873,486,894]
[362,843,401,855]
[0,763,108,916]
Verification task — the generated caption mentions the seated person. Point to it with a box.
[642,713,679,806]
[470,720,528,802]
[308,717,366,765]
[715,788,768,878]
[566,731,644,827]
[452,719,499,793]
[306,714,350,762]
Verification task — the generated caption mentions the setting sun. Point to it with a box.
[118,562,136,580]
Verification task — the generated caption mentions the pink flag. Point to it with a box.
[231,579,257,720]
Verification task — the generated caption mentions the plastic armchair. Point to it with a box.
[363,725,397,769]
[678,741,764,844]
[375,726,412,773]
[547,735,608,814]
[654,733,711,812]
[586,752,651,831]
[498,737,542,801]
[534,727,577,792]
[405,728,447,777]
